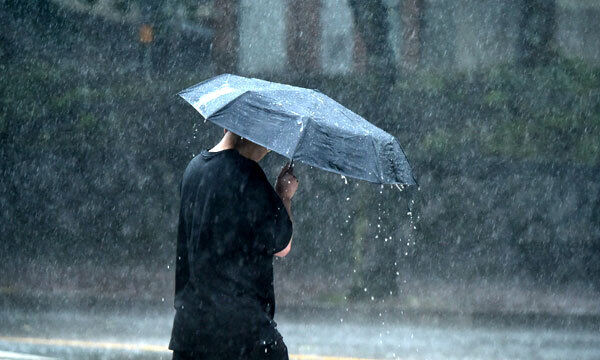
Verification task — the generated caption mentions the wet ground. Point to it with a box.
[1,304,600,360]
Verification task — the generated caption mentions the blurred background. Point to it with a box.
[1,0,599,359]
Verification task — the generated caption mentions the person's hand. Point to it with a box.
[275,162,298,200]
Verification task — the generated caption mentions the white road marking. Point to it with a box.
[0,350,56,360]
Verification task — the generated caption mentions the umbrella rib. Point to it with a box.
[396,139,418,186]
[369,136,383,183]
[211,90,252,118]
[290,115,312,161]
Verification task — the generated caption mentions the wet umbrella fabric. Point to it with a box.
[178,74,416,185]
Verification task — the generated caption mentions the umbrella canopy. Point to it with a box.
[178,74,416,185]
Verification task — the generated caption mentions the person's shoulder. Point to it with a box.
[234,159,273,197]
[230,152,266,179]
[182,153,204,176]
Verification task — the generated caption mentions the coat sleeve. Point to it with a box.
[244,163,293,255]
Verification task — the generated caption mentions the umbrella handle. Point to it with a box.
[289,159,294,168]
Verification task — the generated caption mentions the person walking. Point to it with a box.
[169,128,298,360]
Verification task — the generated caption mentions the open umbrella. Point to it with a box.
[177,73,416,185]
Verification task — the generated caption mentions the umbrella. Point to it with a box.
[177,74,416,185]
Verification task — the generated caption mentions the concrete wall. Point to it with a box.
[391,0,600,70]
[420,0,457,69]
[418,0,521,70]
[238,0,287,74]
[557,2,600,63]
[235,0,600,76]
[453,0,520,70]
[320,0,355,75]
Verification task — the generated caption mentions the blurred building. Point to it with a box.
[237,0,600,75]
[51,0,600,75]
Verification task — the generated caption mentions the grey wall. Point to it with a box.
[453,0,520,70]
[557,2,600,64]
[321,0,355,75]
[400,0,600,70]
[238,0,287,75]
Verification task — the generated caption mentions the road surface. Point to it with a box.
[0,306,599,360]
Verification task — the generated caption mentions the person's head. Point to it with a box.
[222,129,271,162]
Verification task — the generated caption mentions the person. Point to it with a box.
[169,128,298,360]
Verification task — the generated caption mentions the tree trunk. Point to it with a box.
[286,0,322,74]
[211,0,240,74]
[348,0,396,85]
[518,0,557,67]
[401,0,422,70]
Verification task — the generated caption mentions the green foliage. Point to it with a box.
[415,71,448,95]
[3,49,600,300]
[484,90,510,108]
[404,56,600,166]
[575,132,600,165]
[421,128,457,157]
